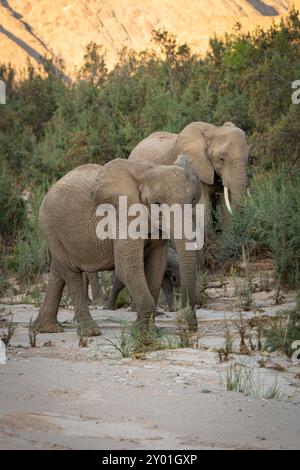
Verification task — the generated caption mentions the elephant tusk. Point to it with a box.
[224,186,233,215]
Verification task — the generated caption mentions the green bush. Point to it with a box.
[0,273,9,298]
[8,187,47,283]
[217,169,300,289]
[264,292,300,356]
[0,166,25,241]
[11,231,47,283]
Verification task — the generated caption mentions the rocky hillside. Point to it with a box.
[0,0,294,77]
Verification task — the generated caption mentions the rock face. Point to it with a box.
[0,0,293,76]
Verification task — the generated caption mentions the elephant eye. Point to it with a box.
[219,155,224,162]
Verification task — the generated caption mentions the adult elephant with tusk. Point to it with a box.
[129,121,249,264]
[224,187,233,216]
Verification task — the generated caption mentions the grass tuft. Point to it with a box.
[28,317,37,347]
[105,318,180,358]
[226,361,282,400]
[1,319,16,346]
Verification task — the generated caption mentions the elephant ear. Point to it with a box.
[223,121,246,138]
[175,155,198,184]
[223,121,237,128]
[175,154,202,202]
[172,122,214,185]
[92,158,142,208]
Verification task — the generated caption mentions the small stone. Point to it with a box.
[201,387,211,393]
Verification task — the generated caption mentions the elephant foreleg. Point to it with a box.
[34,259,65,333]
[82,272,90,305]
[114,239,156,328]
[162,275,175,311]
[144,240,167,307]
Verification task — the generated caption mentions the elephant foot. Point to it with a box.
[76,319,102,337]
[133,314,157,332]
[34,319,64,333]
[104,302,117,310]
[91,297,103,307]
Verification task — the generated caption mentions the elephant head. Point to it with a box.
[171,121,249,213]
[131,155,201,310]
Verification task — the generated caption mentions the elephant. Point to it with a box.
[129,122,249,230]
[106,247,180,311]
[34,156,201,337]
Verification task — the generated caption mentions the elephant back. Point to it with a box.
[129,131,177,165]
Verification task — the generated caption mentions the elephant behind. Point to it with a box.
[130,122,249,226]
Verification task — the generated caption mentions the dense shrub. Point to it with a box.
[264,292,300,356]
[7,187,47,283]
[0,166,25,241]
[217,169,300,288]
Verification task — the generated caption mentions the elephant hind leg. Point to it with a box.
[144,240,167,307]
[34,260,65,333]
[105,272,125,310]
[82,272,90,306]
[86,272,102,305]
[162,276,175,311]
[62,268,101,337]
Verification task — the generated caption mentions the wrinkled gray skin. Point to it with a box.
[34,157,201,336]
[106,247,180,311]
[129,121,249,281]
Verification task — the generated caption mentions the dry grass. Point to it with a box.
[1,320,16,346]
[216,318,234,362]
[226,361,283,400]
[28,317,37,347]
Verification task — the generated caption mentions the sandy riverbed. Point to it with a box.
[0,298,299,450]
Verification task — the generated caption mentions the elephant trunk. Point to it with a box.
[223,166,248,213]
[173,238,197,309]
